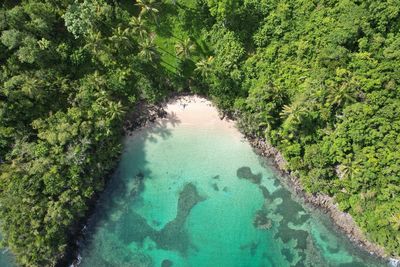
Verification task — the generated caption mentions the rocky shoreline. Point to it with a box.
[124,95,399,264]
[124,96,399,265]
[66,95,399,267]
[123,102,167,134]
[246,137,400,265]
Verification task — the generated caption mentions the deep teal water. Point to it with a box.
[77,112,386,267]
[0,251,14,267]
[0,234,15,267]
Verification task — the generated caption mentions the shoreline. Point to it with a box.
[162,95,397,263]
[65,101,170,267]
[68,94,398,266]
[246,137,392,260]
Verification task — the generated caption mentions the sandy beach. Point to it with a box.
[163,95,237,131]
[121,95,396,265]
[155,95,394,263]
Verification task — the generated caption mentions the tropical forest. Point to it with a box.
[0,0,399,266]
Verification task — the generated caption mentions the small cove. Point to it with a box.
[76,96,386,267]
[0,97,386,267]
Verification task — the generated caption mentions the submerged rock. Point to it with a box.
[161,259,173,267]
[253,210,272,230]
[239,241,259,256]
[119,183,206,256]
[389,258,400,267]
[237,166,262,184]
[303,235,326,267]
[136,171,145,180]
[156,183,205,254]
[211,182,219,191]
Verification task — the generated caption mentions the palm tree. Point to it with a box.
[135,0,159,22]
[327,83,357,108]
[326,71,359,109]
[108,27,131,50]
[21,77,38,98]
[337,157,360,180]
[94,90,108,107]
[195,56,214,77]
[175,38,196,59]
[129,16,148,39]
[84,30,104,54]
[279,101,306,125]
[106,101,125,120]
[390,213,400,231]
[138,35,158,62]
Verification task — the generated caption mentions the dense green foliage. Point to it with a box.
[193,0,400,256]
[0,0,399,266]
[0,0,171,265]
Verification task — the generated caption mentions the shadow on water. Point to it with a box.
[77,112,214,266]
[86,111,181,226]
[0,113,179,266]
[77,113,386,267]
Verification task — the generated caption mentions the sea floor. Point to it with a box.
[76,96,386,267]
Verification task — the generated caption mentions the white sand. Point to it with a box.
[126,95,244,145]
[163,95,238,134]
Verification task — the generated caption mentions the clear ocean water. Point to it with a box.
[78,113,385,267]
[0,105,386,267]
[0,233,14,267]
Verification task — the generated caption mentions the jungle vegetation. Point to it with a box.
[0,0,399,266]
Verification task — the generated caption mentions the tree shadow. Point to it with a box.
[154,2,177,39]
[133,110,181,144]
[79,109,182,265]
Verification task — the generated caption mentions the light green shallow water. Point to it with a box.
[77,113,386,267]
[0,111,387,267]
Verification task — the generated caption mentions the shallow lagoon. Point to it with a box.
[78,98,385,267]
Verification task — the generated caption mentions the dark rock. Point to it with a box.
[237,166,262,184]
[161,259,173,267]
[136,171,144,179]
[211,183,219,191]
[253,210,272,230]
[124,102,167,133]
[244,135,388,259]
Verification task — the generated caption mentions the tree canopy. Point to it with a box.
[0,0,399,266]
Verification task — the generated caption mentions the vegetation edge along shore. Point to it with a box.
[1,0,399,266]
[68,94,396,266]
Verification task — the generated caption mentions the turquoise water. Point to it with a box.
[78,111,386,267]
[0,251,14,267]
[0,234,15,267]
[0,108,386,267]
[0,250,14,267]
